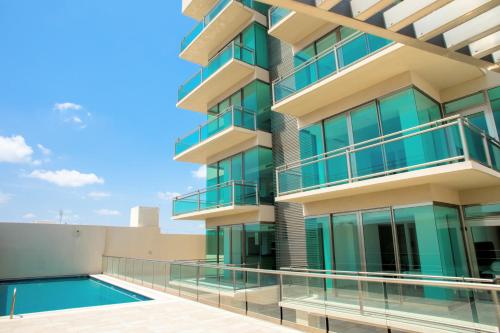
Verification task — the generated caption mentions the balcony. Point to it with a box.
[272,32,486,118]
[180,0,265,66]
[181,0,219,21]
[268,7,333,47]
[276,116,500,203]
[177,42,265,112]
[174,106,258,163]
[172,180,261,220]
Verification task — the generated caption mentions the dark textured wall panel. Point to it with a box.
[269,36,308,268]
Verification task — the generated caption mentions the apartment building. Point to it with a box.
[174,0,500,331]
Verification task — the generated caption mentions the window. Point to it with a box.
[304,204,469,278]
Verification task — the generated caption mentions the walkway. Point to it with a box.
[0,275,302,333]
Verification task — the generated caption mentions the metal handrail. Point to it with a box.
[174,106,257,152]
[272,30,391,85]
[280,266,497,284]
[275,115,500,196]
[9,288,16,319]
[173,180,258,200]
[102,255,500,291]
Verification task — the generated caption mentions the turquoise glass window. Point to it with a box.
[324,113,349,152]
[350,102,384,178]
[380,88,442,171]
[206,227,218,263]
[208,80,271,132]
[332,213,361,271]
[464,203,500,218]
[300,123,326,189]
[444,92,485,114]
[305,216,333,271]
[245,223,276,269]
[362,210,396,272]
[488,86,500,135]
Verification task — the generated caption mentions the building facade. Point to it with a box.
[175,0,500,331]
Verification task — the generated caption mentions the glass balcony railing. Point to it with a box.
[104,255,500,333]
[175,106,257,156]
[178,42,255,102]
[276,116,500,196]
[273,32,393,103]
[180,0,261,52]
[269,7,292,27]
[172,180,259,216]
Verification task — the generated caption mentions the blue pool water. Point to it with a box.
[0,276,150,316]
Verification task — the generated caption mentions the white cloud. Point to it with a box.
[37,144,51,156]
[29,169,104,187]
[22,213,36,219]
[0,135,34,163]
[191,165,206,179]
[158,191,180,200]
[0,192,11,204]
[54,102,89,129]
[95,209,120,216]
[87,191,111,200]
[53,102,82,111]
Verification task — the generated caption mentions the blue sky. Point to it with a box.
[0,0,208,233]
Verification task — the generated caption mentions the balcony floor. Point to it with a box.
[174,126,257,164]
[277,161,500,203]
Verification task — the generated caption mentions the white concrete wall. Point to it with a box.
[0,223,106,280]
[0,222,205,280]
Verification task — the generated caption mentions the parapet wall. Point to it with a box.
[0,222,205,280]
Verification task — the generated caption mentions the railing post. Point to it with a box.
[9,288,16,319]
[483,134,492,167]
[198,190,201,211]
[141,260,145,286]
[458,118,470,160]
[491,287,500,330]
[346,149,352,183]
[357,279,364,315]
[196,264,200,302]
[279,274,284,324]
[232,181,236,206]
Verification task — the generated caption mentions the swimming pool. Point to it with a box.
[0,276,150,316]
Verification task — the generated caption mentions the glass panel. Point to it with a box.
[471,225,500,278]
[246,272,280,320]
[466,111,489,133]
[488,86,500,136]
[300,123,326,189]
[444,92,485,114]
[350,102,384,178]
[269,7,292,26]
[206,227,218,263]
[464,203,500,218]
[305,216,333,271]
[362,210,396,272]
[332,213,361,271]
[324,113,349,152]
[394,205,468,277]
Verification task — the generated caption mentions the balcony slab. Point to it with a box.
[182,0,218,20]
[272,44,484,118]
[177,59,269,113]
[180,1,266,66]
